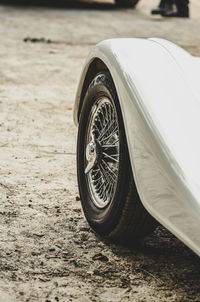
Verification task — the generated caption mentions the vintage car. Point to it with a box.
[73,38,200,256]
[114,0,140,7]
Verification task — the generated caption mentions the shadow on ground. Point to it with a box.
[105,226,200,299]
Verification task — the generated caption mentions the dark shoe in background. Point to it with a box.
[161,3,178,16]
[162,4,189,17]
[151,0,167,15]
[151,0,176,16]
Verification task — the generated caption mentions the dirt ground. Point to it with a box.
[0,0,200,301]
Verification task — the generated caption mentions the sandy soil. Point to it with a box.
[0,1,200,301]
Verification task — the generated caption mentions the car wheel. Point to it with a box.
[115,0,140,8]
[77,71,157,244]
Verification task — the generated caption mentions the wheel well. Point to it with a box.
[78,58,108,121]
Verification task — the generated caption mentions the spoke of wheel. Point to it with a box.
[102,152,119,163]
[97,119,109,139]
[101,162,117,189]
[102,110,108,129]
[94,123,101,136]
[107,182,114,201]
[96,114,104,132]
[93,168,100,175]
[108,153,119,157]
[102,159,117,181]
[99,111,105,128]
[100,127,118,144]
[99,163,111,183]
[92,174,103,183]
[109,138,119,145]
[102,144,119,149]
[111,165,118,171]
[98,119,116,141]
[102,137,119,150]
[96,180,105,192]
[102,181,110,202]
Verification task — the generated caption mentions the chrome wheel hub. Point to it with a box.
[85,97,119,209]
[85,138,97,174]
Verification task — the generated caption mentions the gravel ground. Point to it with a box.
[0,1,200,301]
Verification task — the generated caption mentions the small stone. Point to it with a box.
[54,281,58,287]
[92,253,108,262]
[31,251,39,256]
[73,208,81,213]
[79,227,90,232]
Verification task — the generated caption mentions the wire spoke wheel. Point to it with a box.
[77,71,157,243]
[85,97,119,209]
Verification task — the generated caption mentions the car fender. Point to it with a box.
[74,38,200,256]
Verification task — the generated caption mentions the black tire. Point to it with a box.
[115,0,140,8]
[77,71,157,245]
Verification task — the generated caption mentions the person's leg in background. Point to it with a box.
[151,0,175,15]
[175,0,189,17]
